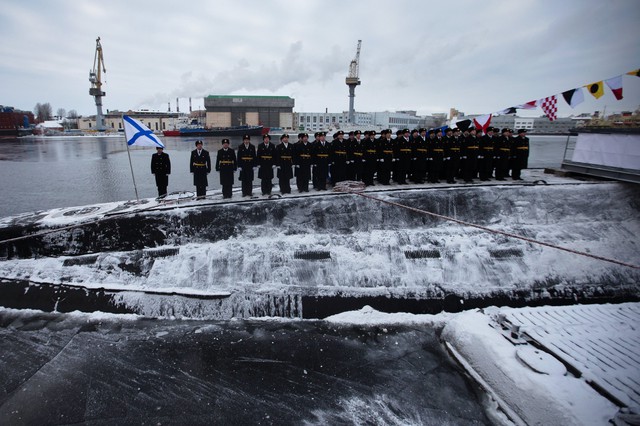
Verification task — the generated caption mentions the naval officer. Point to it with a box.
[511,129,530,180]
[293,132,312,192]
[237,134,257,197]
[150,146,171,197]
[215,138,237,199]
[190,140,211,199]
[257,134,276,195]
[275,133,294,194]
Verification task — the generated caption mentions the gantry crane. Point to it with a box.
[89,37,106,131]
[345,40,362,124]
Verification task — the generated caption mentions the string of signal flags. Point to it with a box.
[463,68,640,134]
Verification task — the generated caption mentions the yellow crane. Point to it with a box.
[89,37,106,131]
[345,40,362,124]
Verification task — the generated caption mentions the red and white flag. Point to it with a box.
[472,114,492,133]
[515,100,537,110]
[605,75,623,100]
[538,96,557,121]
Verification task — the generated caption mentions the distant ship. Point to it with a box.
[163,125,268,137]
[0,106,35,138]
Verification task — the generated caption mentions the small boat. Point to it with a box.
[163,125,265,137]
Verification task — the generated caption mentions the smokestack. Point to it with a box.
[189,97,192,113]
[176,97,180,113]
[325,107,328,113]
[168,101,171,112]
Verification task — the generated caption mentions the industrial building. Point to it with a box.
[203,95,295,130]
[78,110,181,132]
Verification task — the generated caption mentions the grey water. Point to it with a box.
[0,135,570,218]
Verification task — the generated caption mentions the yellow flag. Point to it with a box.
[627,69,640,77]
[585,81,604,99]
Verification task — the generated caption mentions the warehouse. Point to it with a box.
[204,95,295,130]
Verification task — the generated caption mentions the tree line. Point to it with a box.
[33,102,78,122]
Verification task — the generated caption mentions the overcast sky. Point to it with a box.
[1,0,639,119]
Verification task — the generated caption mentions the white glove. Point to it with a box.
[379,159,384,163]
[362,160,366,163]
[461,156,467,159]
[478,155,484,159]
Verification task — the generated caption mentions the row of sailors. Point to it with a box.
[214,126,530,197]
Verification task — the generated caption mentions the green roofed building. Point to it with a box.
[204,95,295,131]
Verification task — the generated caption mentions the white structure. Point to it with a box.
[295,111,372,132]
[372,111,422,129]
[514,117,535,130]
[295,110,422,132]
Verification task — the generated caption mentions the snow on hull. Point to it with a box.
[0,180,638,318]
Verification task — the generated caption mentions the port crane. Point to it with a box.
[345,40,362,124]
[89,37,106,131]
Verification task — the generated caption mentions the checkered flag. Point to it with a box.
[538,96,557,121]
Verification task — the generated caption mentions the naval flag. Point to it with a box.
[585,81,604,99]
[515,100,537,110]
[123,115,165,148]
[473,114,492,133]
[561,88,585,108]
[538,96,558,121]
[456,119,472,132]
[605,75,624,100]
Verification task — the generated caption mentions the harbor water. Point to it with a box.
[0,134,570,218]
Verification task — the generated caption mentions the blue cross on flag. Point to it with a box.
[123,115,165,148]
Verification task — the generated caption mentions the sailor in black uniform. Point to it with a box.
[275,133,294,194]
[478,127,495,181]
[413,128,428,184]
[330,130,348,184]
[362,131,378,185]
[428,129,445,183]
[215,138,237,199]
[150,146,171,197]
[350,130,365,182]
[462,127,480,182]
[377,129,394,185]
[190,140,211,198]
[495,128,512,181]
[257,134,276,195]
[511,129,530,180]
[446,128,462,184]
[294,132,312,192]
[394,128,412,184]
[312,132,330,190]
[237,134,256,197]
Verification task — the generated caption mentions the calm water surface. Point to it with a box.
[0,134,570,218]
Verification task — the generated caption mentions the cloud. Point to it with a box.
[2,0,639,117]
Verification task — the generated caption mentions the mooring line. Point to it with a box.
[333,182,639,270]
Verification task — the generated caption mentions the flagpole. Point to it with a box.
[123,115,140,202]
